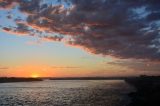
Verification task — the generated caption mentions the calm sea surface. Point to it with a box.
[0,80,134,106]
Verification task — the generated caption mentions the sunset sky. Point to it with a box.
[0,0,160,77]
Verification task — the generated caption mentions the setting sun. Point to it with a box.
[1,0,160,106]
[31,74,39,78]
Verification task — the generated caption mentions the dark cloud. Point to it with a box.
[2,23,32,35]
[42,35,64,42]
[6,14,12,19]
[15,23,32,35]
[1,0,160,61]
[107,60,160,72]
[2,27,12,32]
[0,0,17,9]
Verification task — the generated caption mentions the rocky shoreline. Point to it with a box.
[125,75,160,106]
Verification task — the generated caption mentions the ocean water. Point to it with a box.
[0,80,133,106]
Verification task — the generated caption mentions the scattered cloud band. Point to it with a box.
[0,0,160,62]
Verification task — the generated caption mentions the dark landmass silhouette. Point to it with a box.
[49,77,127,80]
[0,77,43,83]
[125,75,160,106]
[0,76,133,83]
[0,76,130,83]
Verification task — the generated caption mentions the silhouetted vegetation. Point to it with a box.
[0,77,43,83]
[125,75,160,106]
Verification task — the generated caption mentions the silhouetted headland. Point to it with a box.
[0,77,43,83]
[125,75,160,106]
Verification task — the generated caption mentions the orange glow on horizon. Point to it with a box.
[31,74,40,78]
[6,64,84,77]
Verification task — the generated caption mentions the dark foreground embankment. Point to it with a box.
[125,75,160,106]
[0,77,43,83]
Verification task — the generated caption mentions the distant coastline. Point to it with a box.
[0,77,43,83]
[0,76,131,83]
[0,76,133,83]
[49,77,127,80]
